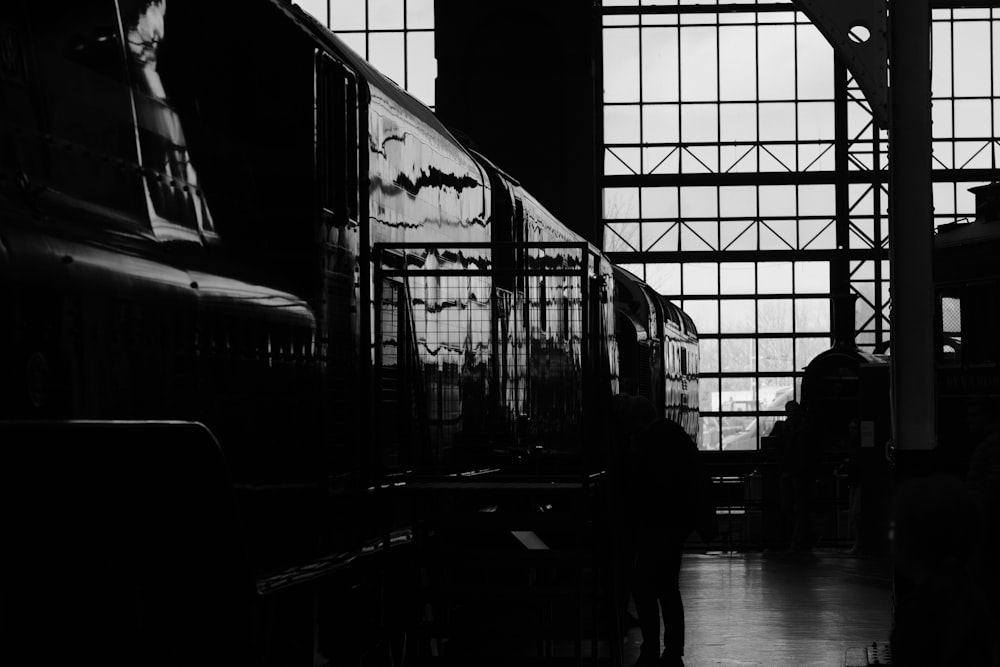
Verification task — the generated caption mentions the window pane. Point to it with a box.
[760,377,795,411]
[680,186,717,218]
[795,262,830,293]
[700,377,720,415]
[758,299,792,333]
[722,376,755,409]
[680,27,717,102]
[759,185,796,217]
[720,299,755,333]
[721,219,756,251]
[642,187,678,218]
[604,29,641,102]
[642,27,680,102]
[368,32,406,86]
[605,223,640,252]
[683,263,718,295]
[682,220,718,251]
[995,22,1000,99]
[332,0,368,30]
[604,188,640,219]
[796,337,830,367]
[721,339,755,372]
[796,23,833,99]
[953,21,992,97]
[407,0,434,28]
[720,104,757,142]
[699,338,720,373]
[607,147,641,175]
[932,101,953,140]
[758,263,792,294]
[369,0,404,30]
[645,221,680,250]
[643,104,680,143]
[719,185,756,218]
[339,32,367,58]
[932,20,953,98]
[719,25,756,100]
[683,299,719,333]
[795,298,830,332]
[700,416,721,451]
[954,100,991,139]
[798,184,835,217]
[720,263,756,295]
[407,32,436,105]
[681,103,719,142]
[721,416,757,450]
[759,103,796,141]
[646,263,681,295]
[683,145,719,173]
[605,105,642,144]
[758,25,795,100]
[644,146,680,174]
[759,338,793,372]
[798,102,835,142]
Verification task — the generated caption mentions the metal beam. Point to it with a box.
[601,168,999,188]
[888,0,936,451]
[605,249,888,264]
[793,0,889,129]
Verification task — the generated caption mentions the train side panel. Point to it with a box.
[1,3,383,664]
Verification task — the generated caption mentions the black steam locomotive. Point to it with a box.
[0,1,698,663]
[933,182,1000,472]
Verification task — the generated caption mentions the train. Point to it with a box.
[932,181,1000,473]
[0,1,699,664]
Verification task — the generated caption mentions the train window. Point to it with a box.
[122,0,216,240]
[17,1,150,228]
[561,282,571,339]
[541,277,549,332]
[316,51,360,227]
[939,292,962,364]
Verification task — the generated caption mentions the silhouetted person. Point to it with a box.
[767,399,800,442]
[889,473,992,666]
[614,394,716,667]
[834,419,867,554]
[773,400,817,552]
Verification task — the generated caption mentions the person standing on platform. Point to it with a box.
[834,418,867,555]
[614,394,717,667]
[774,400,819,553]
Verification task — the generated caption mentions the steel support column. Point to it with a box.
[888,0,936,451]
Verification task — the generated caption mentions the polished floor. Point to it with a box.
[622,549,893,667]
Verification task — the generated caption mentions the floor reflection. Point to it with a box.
[623,550,892,667]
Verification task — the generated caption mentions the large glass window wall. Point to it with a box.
[297,0,436,107]
[602,1,1000,450]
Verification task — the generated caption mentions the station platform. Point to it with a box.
[623,549,892,667]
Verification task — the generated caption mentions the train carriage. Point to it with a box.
[0,1,700,664]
